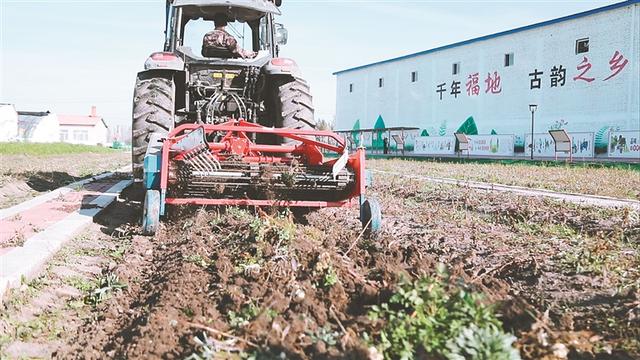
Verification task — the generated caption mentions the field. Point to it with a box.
[1,159,638,359]
[370,159,640,200]
[0,143,129,209]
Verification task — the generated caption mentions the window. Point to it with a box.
[185,18,259,54]
[576,38,589,54]
[73,130,89,142]
[378,78,384,88]
[349,83,353,93]
[59,130,68,142]
[411,71,418,83]
[504,53,514,67]
[452,62,460,75]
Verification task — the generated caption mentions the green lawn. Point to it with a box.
[0,142,119,156]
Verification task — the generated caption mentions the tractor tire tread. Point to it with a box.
[131,73,175,180]
[272,77,316,145]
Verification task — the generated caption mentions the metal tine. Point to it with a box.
[201,151,217,172]
[186,149,206,173]
[203,151,221,171]
[197,152,215,173]
[191,155,209,174]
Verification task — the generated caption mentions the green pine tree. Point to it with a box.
[456,116,479,135]
[373,115,386,150]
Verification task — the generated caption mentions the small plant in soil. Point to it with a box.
[228,303,260,329]
[249,212,296,245]
[12,309,63,342]
[85,272,127,306]
[367,269,519,360]
[185,254,211,268]
[314,252,340,289]
[108,243,131,261]
[562,236,620,276]
[307,325,340,347]
[322,266,339,288]
[181,307,195,318]
[445,324,520,360]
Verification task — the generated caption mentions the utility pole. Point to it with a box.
[529,104,538,160]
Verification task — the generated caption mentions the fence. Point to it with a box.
[332,129,640,161]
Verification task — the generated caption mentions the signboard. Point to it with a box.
[609,130,640,159]
[414,134,515,156]
[391,134,404,152]
[524,132,594,158]
[414,136,456,155]
[549,130,573,160]
[455,133,470,152]
[467,135,515,156]
[549,130,572,152]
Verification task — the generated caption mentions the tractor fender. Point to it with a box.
[264,57,301,78]
[144,51,185,71]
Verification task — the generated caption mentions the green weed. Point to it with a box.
[367,270,519,360]
[64,276,95,293]
[185,254,211,268]
[85,273,127,306]
[228,303,260,329]
[12,310,63,342]
[322,266,339,288]
[307,325,339,347]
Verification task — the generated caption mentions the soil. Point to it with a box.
[0,152,129,209]
[2,168,639,359]
[0,192,138,359]
[370,159,640,200]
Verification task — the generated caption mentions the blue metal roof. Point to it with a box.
[333,0,639,76]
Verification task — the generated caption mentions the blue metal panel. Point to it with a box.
[143,153,162,190]
[333,0,640,75]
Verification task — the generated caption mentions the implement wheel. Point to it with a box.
[361,198,382,237]
[142,190,161,236]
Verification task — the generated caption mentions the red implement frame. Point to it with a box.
[160,120,366,208]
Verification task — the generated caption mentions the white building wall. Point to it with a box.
[335,3,640,149]
[0,105,18,141]
[59,123,108,146]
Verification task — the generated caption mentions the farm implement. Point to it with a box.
[141,120,381,235]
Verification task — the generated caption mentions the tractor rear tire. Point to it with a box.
[272,76,316,145]
[132,72,175,180]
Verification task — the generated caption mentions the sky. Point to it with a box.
[0,0,622,130]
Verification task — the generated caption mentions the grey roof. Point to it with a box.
[18,112,51,139]
[173,0,280,16]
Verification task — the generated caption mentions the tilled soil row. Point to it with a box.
[57,178,639,359]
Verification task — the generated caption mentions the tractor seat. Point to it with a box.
[201,45,239,59]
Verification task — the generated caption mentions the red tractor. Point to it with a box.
[133,0,381,235]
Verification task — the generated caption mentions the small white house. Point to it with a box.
[58,106,109,146]
[0,104,19,141]
[17,111,60,143]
